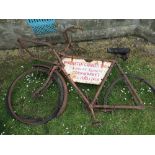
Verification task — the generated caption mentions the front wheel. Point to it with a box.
[6,66,67,125]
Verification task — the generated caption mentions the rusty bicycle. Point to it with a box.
[6,27,155,125]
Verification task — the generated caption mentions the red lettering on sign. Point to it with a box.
[62,58,111,85]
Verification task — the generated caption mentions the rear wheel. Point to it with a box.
[104,74,155,105]
[6,66,67,125]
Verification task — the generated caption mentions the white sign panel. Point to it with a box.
[62,58,112,85]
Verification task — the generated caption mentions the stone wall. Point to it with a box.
[0,19,155,50]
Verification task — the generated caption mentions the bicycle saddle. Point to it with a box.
[107,48,130,55]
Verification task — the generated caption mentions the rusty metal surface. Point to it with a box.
[32,66,59,98]
[14,26,146,124]
[94,105,144,110]
[116,63,143,105]
[91,60,116,106]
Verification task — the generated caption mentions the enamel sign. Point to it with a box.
[62,58,112,85]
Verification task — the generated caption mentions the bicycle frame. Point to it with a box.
[17,38,144,122]
[59,58,144,120]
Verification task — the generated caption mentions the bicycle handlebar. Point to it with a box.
[17,38,52,48]
[17,25,83,64]
[62,26,83,46]
[17,38,63,64]
[63,25,83,33]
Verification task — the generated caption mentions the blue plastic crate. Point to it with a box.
[26,19,57,35]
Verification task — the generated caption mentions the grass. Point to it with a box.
[0,36,155,135]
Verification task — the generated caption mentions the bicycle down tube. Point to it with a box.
[58,57,144,121]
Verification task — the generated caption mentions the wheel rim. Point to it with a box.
[7,68,63,125]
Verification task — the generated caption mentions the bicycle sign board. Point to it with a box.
[62,58,112,85]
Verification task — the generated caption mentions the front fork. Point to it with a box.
[32,66,58,98]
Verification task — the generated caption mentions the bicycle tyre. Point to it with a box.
[6,65,67,125]
[104,74,155,105]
